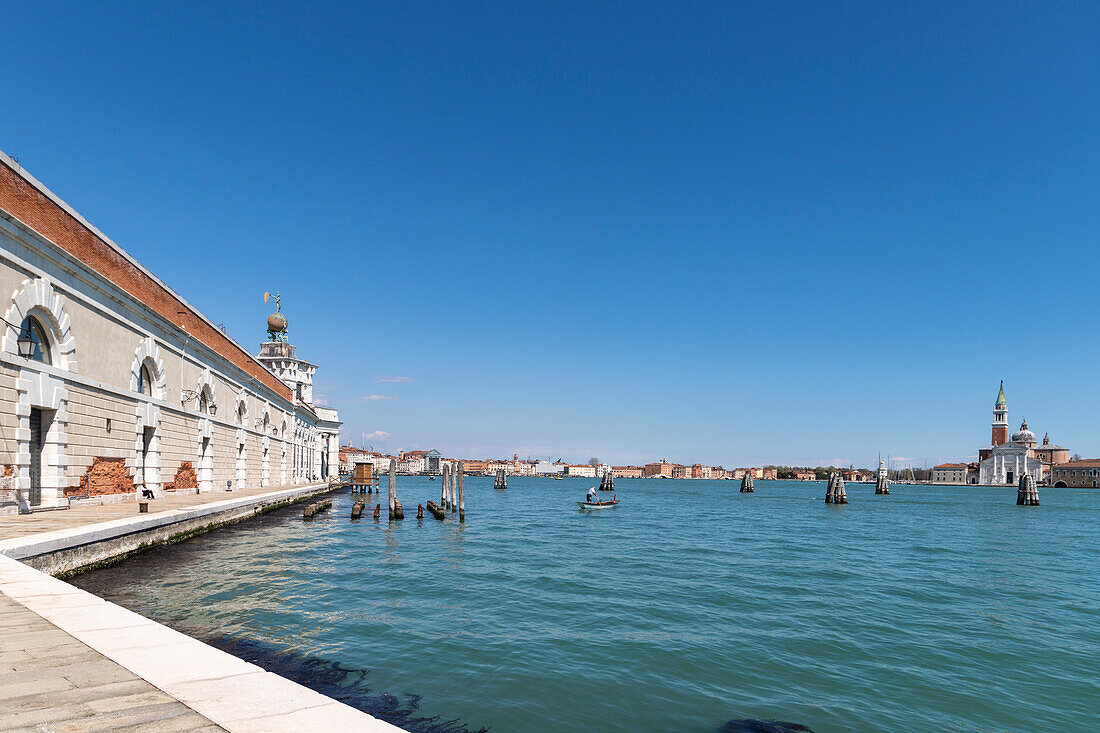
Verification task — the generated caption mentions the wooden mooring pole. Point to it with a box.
[1017,473,1040,506]
[457,457,466,519]
[388,461,404,520]
[825,472,849,504]
[441,463,449,510]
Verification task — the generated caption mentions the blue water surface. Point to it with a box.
[71,478,1100,732]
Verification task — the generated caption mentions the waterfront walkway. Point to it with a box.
[0,592,223,731]
[0,483,403,732]
[0,483,320,542]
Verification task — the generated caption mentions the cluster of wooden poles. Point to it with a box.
[344,460,467,522]
[740,470,1041,506]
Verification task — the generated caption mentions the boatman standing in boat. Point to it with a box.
[586,486,599,505]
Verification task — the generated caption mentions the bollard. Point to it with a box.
[374,503,381,520]
[138,502,149,513]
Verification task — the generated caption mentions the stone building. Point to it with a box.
[0,151,339,514]
[1051,459,1100,488]
[931,463,968,485]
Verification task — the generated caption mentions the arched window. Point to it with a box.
[238,401,247,425]
[199,390,209,414]
[138,363,153,396]
[20,316,52,365]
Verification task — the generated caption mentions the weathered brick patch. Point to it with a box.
[163,461,197,492]
[70,457,136,496]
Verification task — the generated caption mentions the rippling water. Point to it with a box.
[71,478,1100,732]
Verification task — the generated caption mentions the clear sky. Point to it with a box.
[4,2,1099,468]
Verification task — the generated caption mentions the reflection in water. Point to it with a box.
[70,477,1100,733]
[197,630,487,733]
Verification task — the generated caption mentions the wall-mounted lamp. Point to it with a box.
[1,316,36,358]
[16,328,34,358]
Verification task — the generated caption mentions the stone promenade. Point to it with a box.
[0,484,403,732]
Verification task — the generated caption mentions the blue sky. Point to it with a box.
[4,2,1099,467]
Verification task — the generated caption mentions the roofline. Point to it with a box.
[0,149,292,401]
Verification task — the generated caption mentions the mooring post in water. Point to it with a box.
[1017,472,1040,506]
[417,503,424,519]
[448,462,456,510]
[426,500,446,519]
[875,455,890,495]
[374,503,380,520]
[441,463,448,508]
[740,472,754,493]
[388,461,400,519]
[351,500,365,519]
[825,472,848,504]
[458,460,465,522]
[445,462,453,510]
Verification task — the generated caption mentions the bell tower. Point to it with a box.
[991,381,1008,446]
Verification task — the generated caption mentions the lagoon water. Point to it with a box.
[72,478,1099,732]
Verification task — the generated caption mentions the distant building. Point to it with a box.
[612,465,643,478]
[399,449,441,474]
[931,463,968,484]
[1051,459,1100,488]
[976,383,1046,485]
[842,467,870,483]
[534,460,565,475]
[671,464,691,479]
[566,464,598,478]
[761,467,778,480]
[462,459,487,474]
[339,445,369,473]
[644,460,675,478]
[794,470,816,481]
[1033,434,1070,482]
[690,464,711,479]
[367,452,395,474]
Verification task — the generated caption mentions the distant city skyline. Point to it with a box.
[5,3,1098,468]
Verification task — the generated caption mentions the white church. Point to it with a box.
[977,383,1042,486]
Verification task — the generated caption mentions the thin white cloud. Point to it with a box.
[361,394,398,401]
[364,430,391,440]
[376,376,417,383]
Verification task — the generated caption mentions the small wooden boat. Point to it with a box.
[577,500,620,510]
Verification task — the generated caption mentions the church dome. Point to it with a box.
[1011,420,1037,445]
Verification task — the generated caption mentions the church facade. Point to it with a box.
[976,382,1052,486]
[0,150,339,514]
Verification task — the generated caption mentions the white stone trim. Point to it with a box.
[197,417,214,493]
[129,336,167,399]
[13,368,70,511]
[3,277,77,371]
[261,434,271,487]
[195,368,216,412]
[131,401,163,497]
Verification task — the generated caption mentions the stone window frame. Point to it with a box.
[3,278,76,510]
[129,336,167,400]
[129,337,167,496]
